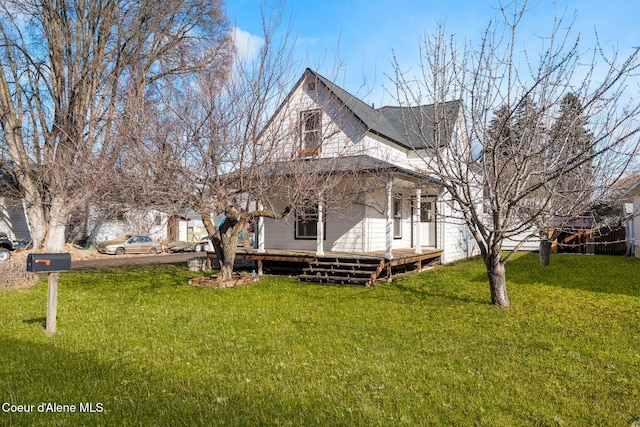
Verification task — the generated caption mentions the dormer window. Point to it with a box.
[299,110,321,156]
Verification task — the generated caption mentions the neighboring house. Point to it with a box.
[0,196,31,242]
[257,68,479,264]
[622,178,640,258]
[0,169,31,242]
[86,208,210,248]
[502,231,541,252]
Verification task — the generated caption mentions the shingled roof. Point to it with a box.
[306,68,462,150]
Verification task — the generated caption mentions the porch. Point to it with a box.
[206,247,443,286]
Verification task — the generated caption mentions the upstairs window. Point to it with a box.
[300,110,321,156]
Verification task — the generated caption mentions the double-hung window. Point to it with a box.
[300,110,321,156]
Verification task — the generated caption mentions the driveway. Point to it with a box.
[71,253,207,270]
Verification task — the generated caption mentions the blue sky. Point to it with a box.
[226,0,640,106]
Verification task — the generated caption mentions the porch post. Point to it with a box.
[257,203,265,253]
[386,178,394,260]
[316,198,325,256]
[414,187,422,254]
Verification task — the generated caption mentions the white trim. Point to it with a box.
[257,203,265,253]
[385,178,394,260]
[414,187,422,254]
[316,199,325,256]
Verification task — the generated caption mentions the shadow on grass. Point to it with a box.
[22,317,46,328]
[390,281,490,306]
[0,331,384,426]
[505,252,640,298]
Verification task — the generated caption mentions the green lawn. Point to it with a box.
[0,253,639,426]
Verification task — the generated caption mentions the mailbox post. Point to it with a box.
[26,253,71,335]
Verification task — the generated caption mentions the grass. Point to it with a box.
[0,253,639,426]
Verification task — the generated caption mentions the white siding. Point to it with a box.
[86,209,169,245]
[88,221,129,245]
[264,200,365,252]
[361,189,413,253]
[439,197,479,263]
[0,197,31,240]
[359,134,411,168]
[262,79,369,162]
[634,196,640,258]
[502,231,541,252]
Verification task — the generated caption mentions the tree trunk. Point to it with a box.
[219,252,236,282]
[43,197,70,251]
[211,216,242,285]
[23,202,48,250]
[539,239,552,266]
[484,251,510,307]
[218,232,240,283]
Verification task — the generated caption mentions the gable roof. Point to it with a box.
[305,68,462,150]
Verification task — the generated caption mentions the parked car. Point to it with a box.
[193,237,214,252]
[0,232,14,261]
[97,235,162,255]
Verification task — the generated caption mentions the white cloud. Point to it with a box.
[231,27,264,63]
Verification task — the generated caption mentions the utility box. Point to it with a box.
[26,253,72,273]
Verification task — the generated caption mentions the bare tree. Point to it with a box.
[116,4,383,284]
[392,2,640,306]
[0,0,230,251]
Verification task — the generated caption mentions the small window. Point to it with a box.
[295,204,326,240]
[393,196,402,239]
[300,110,321,155]
[307,81,316,91]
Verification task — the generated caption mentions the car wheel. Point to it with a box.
[148,247,158,255]
[0,248,10,261]
[115,247,125,256]
[194,244,203,252]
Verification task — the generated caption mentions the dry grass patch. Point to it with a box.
[0,251,39,290]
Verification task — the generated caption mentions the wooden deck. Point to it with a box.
[206,247,443,285]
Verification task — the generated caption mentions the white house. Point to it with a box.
[85,208,211,247]
[256,68,479,264]
[622,178,640,257]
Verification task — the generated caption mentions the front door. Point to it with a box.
[415,196,436,247]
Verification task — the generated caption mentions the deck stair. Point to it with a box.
[299,256,386,286]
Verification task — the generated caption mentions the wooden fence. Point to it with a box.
[591,226,627,255]
[556,226,627,255]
